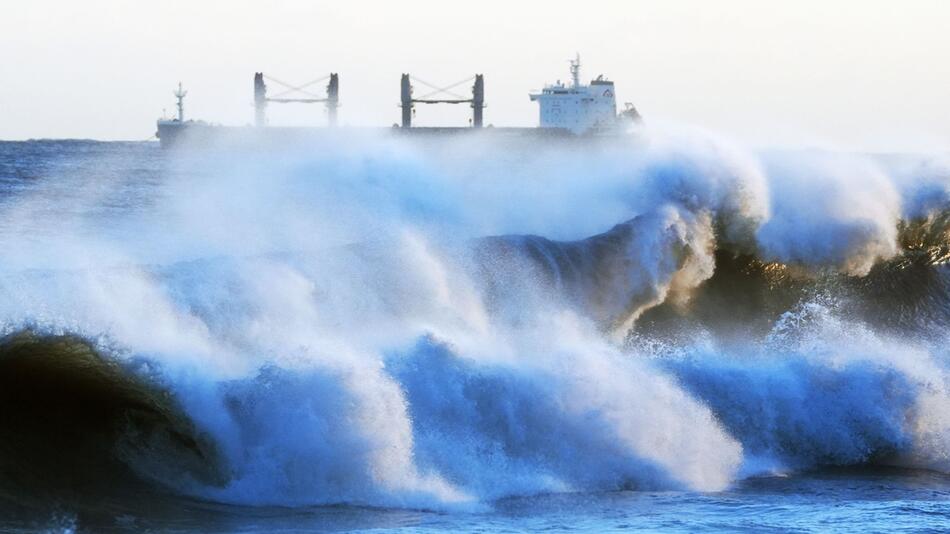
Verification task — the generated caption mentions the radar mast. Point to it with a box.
[570,53,581,88]
[173,82,187,122]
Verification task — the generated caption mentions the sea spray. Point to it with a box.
[0,132,949,509]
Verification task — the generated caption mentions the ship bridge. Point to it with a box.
[529,55,618,134]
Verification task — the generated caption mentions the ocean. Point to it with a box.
[0,136,948,532]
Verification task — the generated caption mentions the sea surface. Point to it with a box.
[0,137,948,532]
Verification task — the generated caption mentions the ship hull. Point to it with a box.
[156,121,633,149]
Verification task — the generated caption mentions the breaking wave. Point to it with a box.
[0,131,949,510]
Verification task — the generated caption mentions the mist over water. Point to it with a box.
[0,130,949,529]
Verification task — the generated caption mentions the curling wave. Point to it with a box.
[0,332,224,502]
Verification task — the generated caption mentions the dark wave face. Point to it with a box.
[0,136,949,530]
[474,210,709,335]
[637,248,950,343]
[0,332,225,505]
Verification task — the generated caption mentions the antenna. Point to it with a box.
[173,82,187,122]
[570,53,581,88]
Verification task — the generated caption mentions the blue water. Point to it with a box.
[0,138,948,532]
[7,470,947,532]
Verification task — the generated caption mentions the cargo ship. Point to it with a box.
[156,56,642,148]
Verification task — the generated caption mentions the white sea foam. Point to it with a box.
[0,130,948,508]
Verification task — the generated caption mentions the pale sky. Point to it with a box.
[1,0,948,152]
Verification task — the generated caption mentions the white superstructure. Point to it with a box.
[529,55,618,134]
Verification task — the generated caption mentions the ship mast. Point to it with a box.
[173,82,187,122]
[570,53,581,88]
